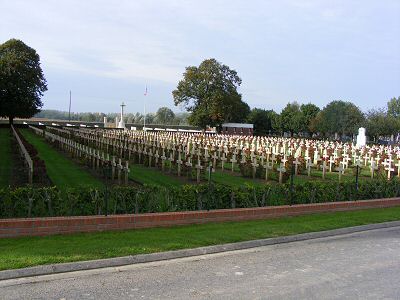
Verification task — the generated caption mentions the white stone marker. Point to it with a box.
[277,163,286,184]
[356,127,366,148]
[335,162,345,182]
[370,160,378,179]
[320,160,327,179]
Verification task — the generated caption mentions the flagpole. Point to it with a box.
[144,101,146,130]
[143,86,147,131]
[68,90,72,121]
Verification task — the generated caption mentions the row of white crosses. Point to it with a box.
[115,130,400,181]
[38,126,130,185]
[48,126,400,183]
[110,130,399,181]
[55,127,210,183]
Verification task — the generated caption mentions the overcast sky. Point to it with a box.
[1,0,399,114]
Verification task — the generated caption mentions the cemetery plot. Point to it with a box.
[93,129,400,186]
[25,125,400,189]
[0,128,12,187]
[20,129,103,189]
[28,126,132,186]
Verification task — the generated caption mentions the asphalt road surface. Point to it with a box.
[1,226,400,300]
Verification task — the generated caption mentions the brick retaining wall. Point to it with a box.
[1,198,400,238]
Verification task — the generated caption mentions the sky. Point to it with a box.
[1,0,399,114]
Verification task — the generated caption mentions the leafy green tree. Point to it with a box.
[155,107,175,124]
[145,113,155,124]
[387,96,400,118]
[315,100,365,138]
[172,58,249,129]
[309,111,323,136]
[271,113,283,135]
[280,102,303,136]
[300,103,320,135]
[366,109,399,141]
[0,39,47,124]
[172,112,190,125]
[246,108,276,135]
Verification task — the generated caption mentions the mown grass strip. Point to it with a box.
[212,171,269,187]
[20,129,103,189]
[0,206,399,270]
[0,128,12,188]
[129,164,186,187]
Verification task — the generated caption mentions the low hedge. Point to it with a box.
[0,180,399,218]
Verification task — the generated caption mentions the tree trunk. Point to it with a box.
[8,116,14,126]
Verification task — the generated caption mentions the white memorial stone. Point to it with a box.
[356,127,366,148]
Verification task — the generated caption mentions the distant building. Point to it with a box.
[221,123,254,136]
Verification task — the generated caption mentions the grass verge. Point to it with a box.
[129,164,187,187]
[1,206,400,270]
[20,129,103,189]
[0,128,12,188]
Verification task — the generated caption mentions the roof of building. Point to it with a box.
[222,123,254,129]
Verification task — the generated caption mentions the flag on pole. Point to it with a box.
[144,86,148,96]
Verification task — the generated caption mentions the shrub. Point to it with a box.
[0,179,398,218]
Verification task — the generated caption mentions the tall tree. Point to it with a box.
[0,39,47,124]
[280,102,302,136]
[366,108,399,141]
[246,108,276,135]
[155,107,175,124]
[387,96,400,118]
[172,58,249,129]
[315,100,364,138]
[300,103,320,135]
[271,113,284,135]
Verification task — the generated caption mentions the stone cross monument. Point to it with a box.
[118,102,126,129]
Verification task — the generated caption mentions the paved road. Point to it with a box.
[1,226,400,300]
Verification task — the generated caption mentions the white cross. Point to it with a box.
[335,162,345,182]
[293,157,301,175]
[396,160,400,177]
[370,160,378,179]
[320,160,327,179]
[385,163,394,180]
[306,159,314,177]
[264,161,273,181]
[195,159,203,183]
[277,163,286,184]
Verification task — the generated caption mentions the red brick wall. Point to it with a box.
[1,198,399,238]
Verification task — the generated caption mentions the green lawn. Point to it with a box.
[1,206,399,270]
[20,129,103,189]
[129,163,372,188]
[212,171,270,187]
[213,165,375,187]
[129,164,186,187]
[0,128,12,187]
[293,168,373,184]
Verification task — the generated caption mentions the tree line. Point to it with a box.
[246,98,400,141]
[35,108,190,126]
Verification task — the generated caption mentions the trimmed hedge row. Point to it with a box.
[0,180,399,218]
